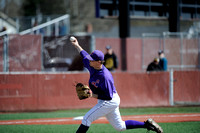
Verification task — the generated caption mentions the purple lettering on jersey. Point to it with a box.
[91,79,100,88]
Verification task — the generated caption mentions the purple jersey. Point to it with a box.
[80,50,117,100]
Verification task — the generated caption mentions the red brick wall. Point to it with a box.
[0,71,199,111]
[0,72,170,111]
[173,71,200,103]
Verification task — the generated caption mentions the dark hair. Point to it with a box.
[158,50,164,55]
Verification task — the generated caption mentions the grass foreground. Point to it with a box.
[0,122,200,133]
[0,106,200,133]
[0,106,200,120]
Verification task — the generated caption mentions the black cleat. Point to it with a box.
[145,118,163,133]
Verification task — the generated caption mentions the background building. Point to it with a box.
[0,0,199,37]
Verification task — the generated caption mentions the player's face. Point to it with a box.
[160,53,165,58]
[89,60,102,70]
[107,49,112,55]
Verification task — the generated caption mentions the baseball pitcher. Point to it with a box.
[70,36,163,133]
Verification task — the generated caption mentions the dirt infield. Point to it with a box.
[0,113,200,125]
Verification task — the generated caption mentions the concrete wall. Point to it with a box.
[0,71,199,112]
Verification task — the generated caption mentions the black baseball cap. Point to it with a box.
[158,50,164,55]
[106,45,111,49]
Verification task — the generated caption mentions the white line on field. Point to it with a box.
[0,114,199,125]
[0,118,73,125]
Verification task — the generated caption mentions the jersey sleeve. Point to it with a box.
[80,50,91,71]
[163,58,168,71]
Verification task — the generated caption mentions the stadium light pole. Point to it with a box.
[119,0,130,71]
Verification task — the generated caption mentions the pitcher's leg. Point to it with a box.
[106,107,126,131]
[77,93,121,133]
[125,120,146,129]
[76,124,89,133]
[106,107,146,131]
[82,100,112,126]
[76,101,107,133]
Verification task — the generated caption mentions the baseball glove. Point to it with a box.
[75,83,92,100]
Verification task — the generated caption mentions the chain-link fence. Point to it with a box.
[0,34,95,72]
[142,32,200,71]
[0,34,42,72]
[1,31,199,72]
[142,33,163,70]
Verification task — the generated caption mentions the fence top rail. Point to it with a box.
[142,32,197,38]
[0,71,89,75]
[163,31,189,36]
[19,14,70,35]
[142,33,161,37]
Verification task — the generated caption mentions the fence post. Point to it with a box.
[46,17,51,36]
[90,35,95,53]
[3,35,9,72]
[55,22,59,36]
[141,34,144,70]
[198,34,200,69]
[169,69,174,106]
[180,33,184,69]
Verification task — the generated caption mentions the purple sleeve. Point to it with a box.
[80,50,89,58]
[80,50,91,70]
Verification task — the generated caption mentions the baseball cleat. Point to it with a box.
[145,118,163,133]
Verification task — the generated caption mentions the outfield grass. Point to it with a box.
[0,106,200,120]
[0,122,200,133]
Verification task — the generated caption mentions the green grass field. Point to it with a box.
[0,106,200,133]
[1,122,200,133]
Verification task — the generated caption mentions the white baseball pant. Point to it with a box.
[82,93,126,131]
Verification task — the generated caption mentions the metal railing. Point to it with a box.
[20,14,70,36]
[0,14,71,72]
